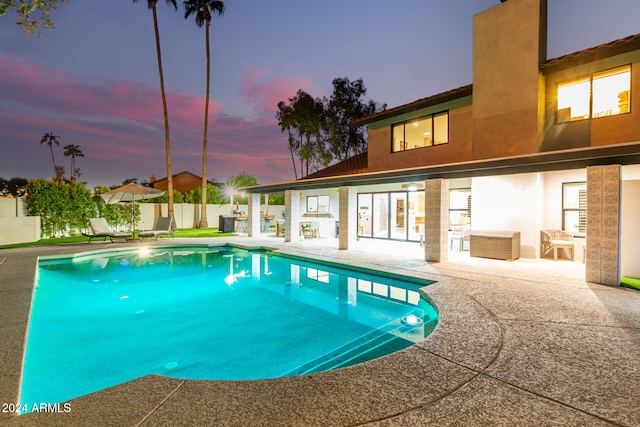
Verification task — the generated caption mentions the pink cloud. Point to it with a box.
[0,55,296,187]
[239,67,314,119]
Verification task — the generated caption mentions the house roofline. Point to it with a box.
[243,142,640,193]
[351,34,640,129]
[541,33,640,74]
[350,85,472,128]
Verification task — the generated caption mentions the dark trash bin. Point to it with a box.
[219,215,235,233]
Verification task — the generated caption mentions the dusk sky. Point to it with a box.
[1,0,639,190]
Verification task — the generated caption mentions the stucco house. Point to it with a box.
[243,0,640,286]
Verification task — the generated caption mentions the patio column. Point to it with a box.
[247,193,260,237]
[586,165,621,286]
[424,178,449,262]
[284,190,300,242]
[338,186,357,250]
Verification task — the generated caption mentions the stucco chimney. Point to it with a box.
[472,0,547,158]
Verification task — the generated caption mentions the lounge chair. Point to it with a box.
[139,217,174,240]
[83,218,132,242]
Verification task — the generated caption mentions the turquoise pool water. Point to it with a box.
[20,246,438,410]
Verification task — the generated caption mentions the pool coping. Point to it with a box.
[2,237,640,426]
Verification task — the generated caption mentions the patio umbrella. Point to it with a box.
[100,182,166,231]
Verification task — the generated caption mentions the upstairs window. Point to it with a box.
[557,65,630,123]
[392,111,448,152]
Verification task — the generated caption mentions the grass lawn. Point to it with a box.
[0,228,236,249]
[621,276,640,290]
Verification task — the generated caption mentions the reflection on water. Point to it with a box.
[25,246,438,411]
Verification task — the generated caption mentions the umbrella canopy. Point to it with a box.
[101,182,165,204]
[100,183,166,233]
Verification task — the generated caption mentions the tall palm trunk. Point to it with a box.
[198,16,211,229]
[48,144,57,180]
[70,155,75,183]
[151,3,175,228]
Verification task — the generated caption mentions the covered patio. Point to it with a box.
[1,235,637,425]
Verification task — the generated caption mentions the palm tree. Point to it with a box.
[40,132,60,180]
[63,144,84,183]
[184,0,225,229]
[133,0,177,229]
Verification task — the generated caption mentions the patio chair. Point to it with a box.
[450,227,471,251]
[139,217,174,240]
[540,230,574,261]
[301,221,319,239]
[83,218,132,242]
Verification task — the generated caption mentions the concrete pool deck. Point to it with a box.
[1,236,639,426]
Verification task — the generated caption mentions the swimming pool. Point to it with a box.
[20,245,438,411]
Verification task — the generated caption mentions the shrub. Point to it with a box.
[25,179,96,238]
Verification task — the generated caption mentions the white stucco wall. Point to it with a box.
[471,173,543,258]
[0,198,23,217]
[0,217,40,245]
[295,189,339,238]
[621,180,640,278]
[136,203,285,231]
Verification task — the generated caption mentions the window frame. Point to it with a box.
[391,111,449,153]
[449,188,471,230]
[306,195,330,213]
[561,181,586,237]
[556,64,631,123]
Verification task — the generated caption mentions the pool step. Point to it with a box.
[283,324,412,377]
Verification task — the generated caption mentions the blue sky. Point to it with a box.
[0,0,639,189]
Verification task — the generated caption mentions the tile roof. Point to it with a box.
[300,152,368,180]
[350,85,472,128]
[310,34,640,183]
[541,33,640,74]
[352,34,640,129]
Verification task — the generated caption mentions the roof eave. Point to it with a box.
[243,142,640,193]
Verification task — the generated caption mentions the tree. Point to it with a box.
[54,165,65,182]
[276,78,385,177]
[276,101,298,179]
[277,90,328,177]
[184,0,225,229]
[40,132,59,180]
[133,0,177,230]
[6,177,28,197]
[323,77,385,161]
[225,173,257,206]
[63,144,84,183]
[0,0,68,36]
[25,179,95,237]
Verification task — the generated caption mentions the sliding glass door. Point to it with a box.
[357,190,424,242]
[372,193,388,238]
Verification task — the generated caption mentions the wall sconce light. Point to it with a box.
[402,182,424,192]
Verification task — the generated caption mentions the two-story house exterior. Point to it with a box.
[243,0,640,286]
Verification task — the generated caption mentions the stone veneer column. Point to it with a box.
[284,190,300,242]
[586,165,621,286]
[338,186,357,250]
[247,193,260,237]
[424,179,449,262]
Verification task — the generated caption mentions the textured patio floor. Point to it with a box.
[1,235,639,426]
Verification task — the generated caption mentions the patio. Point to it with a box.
[1,235,639,426]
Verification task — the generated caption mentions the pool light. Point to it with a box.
[401,314,424,327]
